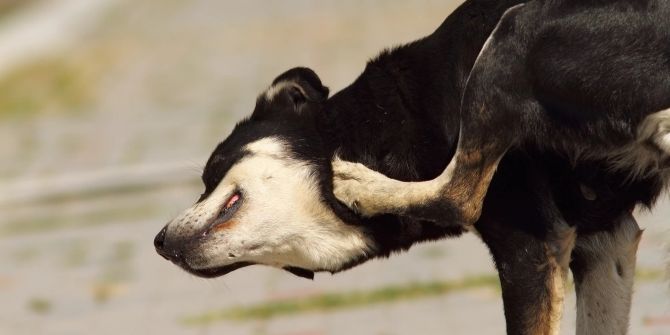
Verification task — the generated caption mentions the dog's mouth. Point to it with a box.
[181,261,255,278]
[157,232,318,280]
[282,266,315,279]
[179,260,315,279]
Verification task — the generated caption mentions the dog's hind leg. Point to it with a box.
[332,135,510,226]
[570,213,642,335]
[333,4,532,227]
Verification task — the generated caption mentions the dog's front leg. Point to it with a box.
[478,217,576,335]
[570,212,642,335]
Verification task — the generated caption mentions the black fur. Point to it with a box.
[176,0,668,332]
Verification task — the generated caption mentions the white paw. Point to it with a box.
[332,158,393,217]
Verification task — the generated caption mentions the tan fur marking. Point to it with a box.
[332,140,505,225]
[443,147,504,224]
[528,225,576,335]
[209,220,238,234]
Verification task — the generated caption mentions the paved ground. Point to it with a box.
[0,1,668,334]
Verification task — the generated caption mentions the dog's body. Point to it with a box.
[335,0,670,224]
[155,1,668,334]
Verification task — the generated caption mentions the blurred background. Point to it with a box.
[0,0,668,334]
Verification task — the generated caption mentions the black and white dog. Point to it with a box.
[154,0,669,334]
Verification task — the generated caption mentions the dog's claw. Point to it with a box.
[350,200,361,215]
[332,158,395,217]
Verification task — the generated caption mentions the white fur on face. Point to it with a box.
[165,137,373,273]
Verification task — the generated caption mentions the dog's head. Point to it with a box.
[154,68,375,279]
[154,67,461,279]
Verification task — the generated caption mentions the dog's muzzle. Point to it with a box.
[154,225,174,261]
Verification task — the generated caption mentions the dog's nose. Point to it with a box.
[154,226,172,260]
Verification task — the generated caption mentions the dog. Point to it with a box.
[154,0,669,334]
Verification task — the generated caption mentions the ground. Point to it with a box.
[0,1,668,334]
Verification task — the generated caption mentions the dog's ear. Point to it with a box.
[270,67,329,103]
[252,67,329,120]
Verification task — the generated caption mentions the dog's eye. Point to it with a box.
[217,191,242,222]
[224,193,240,210]
[204,191,243,236]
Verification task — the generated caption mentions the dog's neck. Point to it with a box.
[322,0,525,180]
[315,0,527,252]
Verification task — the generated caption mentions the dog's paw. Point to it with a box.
[332,158,394,217]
